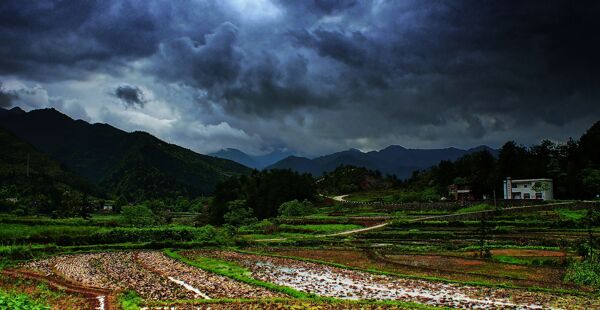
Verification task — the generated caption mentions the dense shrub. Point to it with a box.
[211,169,316,223]
[240,219,279,234]
[121,205,155,226]
[278,199,314,217]
[0,291,49,310]
[223,200,257,227]
[564,261,600,289]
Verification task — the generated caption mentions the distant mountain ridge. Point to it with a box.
[210,148,293,169]
[267,145,498,179]
[0,107,250,199]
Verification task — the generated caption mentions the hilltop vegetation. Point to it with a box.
[405,121,600,200]
[210,169,316,224]
[0,107,249,202]
[0,127,97,215]
[317,165,397,195]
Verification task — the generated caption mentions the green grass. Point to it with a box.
[0,222,232,247]
[163,249,314,298]
[491,255,562,267]
[0,213,124,226]
[555,208,587,221]
[279,224,363,233]
[240,233,308,241]
[456,204,494,214]
[460,244,561,251]
[0,290,50,310]
[492,255,534,265]
[119,290,143,310]
[146,297,440,309]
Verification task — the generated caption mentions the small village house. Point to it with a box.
[448,183,474,201]
[503,177,553,200]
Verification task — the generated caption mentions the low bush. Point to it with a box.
[278,199,315,217]
[0,290,49,310]
[564,261,600,289]
[119,290,142,310]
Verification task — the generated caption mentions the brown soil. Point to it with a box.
[146,300,417,309]
[380,253,563,283]
[2,269,116,310]
[464,249,570,257]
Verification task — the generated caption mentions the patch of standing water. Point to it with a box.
[253,261,549,309]
[167,276,211,299]
[96,295,105,310]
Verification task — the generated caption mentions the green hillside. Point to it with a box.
[0,108,250,200]
[0,126,96,212]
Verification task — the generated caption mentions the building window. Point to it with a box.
[511,183,517,188]
[523,184,527,188]
[523,193,531,199]
[535,192,543,199]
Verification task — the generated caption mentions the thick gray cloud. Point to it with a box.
[1,0,599,156]
[114,85,146,107]
[150,22,243,89]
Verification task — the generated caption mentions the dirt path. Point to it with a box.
[256,200,575,242]
[332,195,349,202]
[2,269,116,310]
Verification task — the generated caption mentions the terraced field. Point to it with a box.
[2,202,598,309]
[182,250,600,309]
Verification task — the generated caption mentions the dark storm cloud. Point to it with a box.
[151,22,243,89]
[0,1,222,80]
[0,0,599,154]
[218,52,339,116]
[114,85,146,107]
[290,29,369,67]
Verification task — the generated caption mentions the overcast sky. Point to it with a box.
[1,0,598,157]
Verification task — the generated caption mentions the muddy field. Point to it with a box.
[267,248,582,290]
[0,274,90,309]
[184,250,600,309]
[8,251,282,309]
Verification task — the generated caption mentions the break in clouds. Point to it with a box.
[0,0,599,156]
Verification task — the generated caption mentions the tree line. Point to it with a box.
[407,121,600,199]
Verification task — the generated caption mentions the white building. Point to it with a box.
[503,178,553,200]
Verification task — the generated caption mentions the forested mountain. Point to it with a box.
[0,107,250,200]
[267,145,498,178]
[0,126,97,213]
[267,156,322,176]
[210,148,293,169]
[210,148,260,169]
